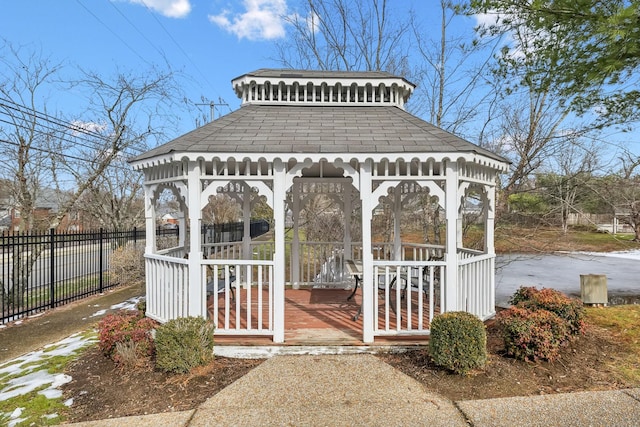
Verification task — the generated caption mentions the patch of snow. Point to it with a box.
[8,417,27,427]
[0,333,95,403]
[89,309,107,318]
[10,408,23,418]
[0,370,56,400]
[43,334,96,357]
[110,296,143,311]
[64,398,74,407]
[570,249,640,260]
[42,413,59,420]
[0,325,6,329]
[38,387,62,399]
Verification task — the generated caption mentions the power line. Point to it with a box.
[0,116,146,164]
[108,1,168,60]
[0,137,134,173]
[0,97,110,142]
[0,98,147,157]
[138,0,229,110]
[75,0,153,67]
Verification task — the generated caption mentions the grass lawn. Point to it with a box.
[494,226,639,253]
[586,305,640,383]
[0,331,96,426]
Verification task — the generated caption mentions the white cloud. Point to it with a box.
[126,0,191,18]
[474,11,502,28]
[70,120,107,135]
[209,0,288,41]
[305,10,319,34]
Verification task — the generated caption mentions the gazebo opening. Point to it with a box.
[131,69,508,344]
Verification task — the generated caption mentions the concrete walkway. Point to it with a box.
[3,286,640,426]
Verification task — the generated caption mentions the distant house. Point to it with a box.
[161,213,179,225]
[0,183,81,232]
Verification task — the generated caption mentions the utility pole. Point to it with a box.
[195,98,229,122]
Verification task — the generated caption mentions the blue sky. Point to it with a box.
[1,0,454,138]
[1,0,637,163]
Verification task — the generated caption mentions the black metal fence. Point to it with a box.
[0,228,155,324]
[203,219,270,244]
[0,221,267,325]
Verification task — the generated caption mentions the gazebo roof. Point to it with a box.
[233,68,412,81]
[133,104,505,162]
[132,69,508,168]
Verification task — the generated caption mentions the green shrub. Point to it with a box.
[97,311,158,367]
[496,306,568,362]
[510,286,586,335]
[155,316,215,374]
[509,286,539,306]
[429,311,487,375]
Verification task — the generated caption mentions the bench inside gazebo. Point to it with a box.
[130,69,508,344]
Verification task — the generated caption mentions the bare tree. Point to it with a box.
[536,139,599,233]
[276,0,410,73]
[410,1,500,136]
[606,152,640,241]
[0,43,63,232]
[76,157,145,230]
[49,67,180,230]
[0,43,182,309]
[203,194,241,225]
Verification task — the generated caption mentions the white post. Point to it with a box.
[360,160,375,343]
[144,185,156,254]
[485,185,496,313]
[444,160,459,313]
[242,185,251,259]
[242,185,252,288]
[343,184,352,260]
[393,186,402,261]
[484,189,495,256]
[187,160,205,318]
[292,181,300,288]
[272,159,286,343]
[143,185,156,319]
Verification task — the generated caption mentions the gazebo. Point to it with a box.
[130,69,508,344]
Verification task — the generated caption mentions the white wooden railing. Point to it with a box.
[157,246,185,258]
[296,242,446,287]
[297,242,349,286]
[145,241,494,341]
[370,260,445,337]
[204,259,274,336]
[144,254,189,323]
[204,241,275,260]
[458,250,495,320]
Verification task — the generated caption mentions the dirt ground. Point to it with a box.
[62,315,637,423]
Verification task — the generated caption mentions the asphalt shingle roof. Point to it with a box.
[234,68,409,81]
[133,104,505,162]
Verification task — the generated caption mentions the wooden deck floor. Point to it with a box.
[211,288,433,346]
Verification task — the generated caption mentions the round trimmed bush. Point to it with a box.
[155,316,215,374]
[510,286,586,336]
[496,306,568,362]
[97,311,157,364]
[429,311,487,375]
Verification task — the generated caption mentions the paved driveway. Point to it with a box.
[495,251,640,306]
